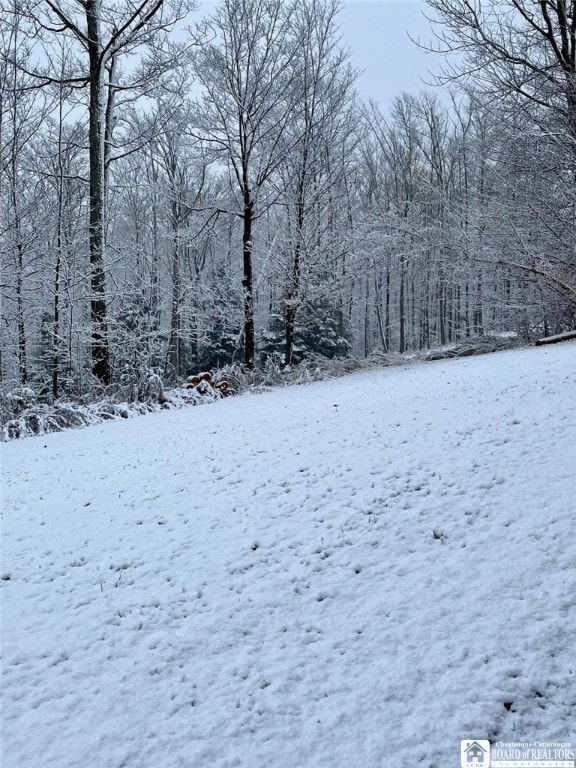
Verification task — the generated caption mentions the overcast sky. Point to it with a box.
[194,0,446,110]
[339,1,444,107]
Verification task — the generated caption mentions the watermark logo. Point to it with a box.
[461,741,491,768]
[461,741,575,768]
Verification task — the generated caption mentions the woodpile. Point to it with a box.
[185,372,233,397]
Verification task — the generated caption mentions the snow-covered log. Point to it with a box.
[535,330,576,346]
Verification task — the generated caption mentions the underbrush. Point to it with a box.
[424,334,522,360]
[0,382,220,441]
[0,335,522,441]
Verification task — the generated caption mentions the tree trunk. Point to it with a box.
[16,244,27,385]
[474,270,484,335]
[285,305,296,366]
[385,266,391,352]
[52,94,66,400]
[11,169,27,384]
[167,269,180,378]
[374,271,387,353]
[421,263,430,349]
[364,272,371,356]
[167,195,181,380]
[439,272,447,345]
[242,195,255,369]
[535,330,576,346]
[399,262,406,354]
[52,237,61,399]
[285,186,305,367]
[9,35,28,385]
[87,0,111,385]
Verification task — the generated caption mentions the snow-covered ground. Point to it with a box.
[2,344,575,768]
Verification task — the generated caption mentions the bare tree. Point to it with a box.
[19,0,193,384]
[0,6,53,385]
[191,0,302,368]
[424,0,576,311]
[278,0,357,365]
[425,0,576,136]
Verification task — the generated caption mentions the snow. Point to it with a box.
[2,344,576,768]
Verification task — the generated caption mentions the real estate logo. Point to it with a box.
[461,740,491,768]
[461,740,575,768]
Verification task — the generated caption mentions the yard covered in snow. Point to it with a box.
[2,343,575,768]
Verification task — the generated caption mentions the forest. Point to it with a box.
[1,0,576,402]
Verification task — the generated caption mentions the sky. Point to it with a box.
[339,0,444,107]
[194,0,446,110]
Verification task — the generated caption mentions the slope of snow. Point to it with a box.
[2,344,575,768]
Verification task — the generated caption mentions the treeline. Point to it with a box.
[1,0,575,399]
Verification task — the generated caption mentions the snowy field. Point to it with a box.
[2,344,575,768]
